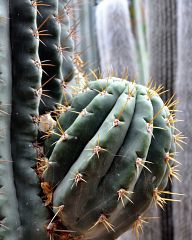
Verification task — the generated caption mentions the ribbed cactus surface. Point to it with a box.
[41,78,179,239]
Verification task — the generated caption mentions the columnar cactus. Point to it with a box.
[96,0,138,81]
[10,0,49,238]
[3,0,75,239]
[0,1,183,240]
[0,2,21,239]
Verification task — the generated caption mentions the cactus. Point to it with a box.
[96,0,138,81]
[0,1,183,240]
[41,78,181,240]
[71,0,100,77]
[37,0,75,113]
[0,2,21,239]
[0,0,74,239]
[10,0,49,238]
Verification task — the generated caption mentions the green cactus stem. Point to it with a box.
[0,2,21,239]
[10,1,48,238]
[37,78,181,240]
[37,0,63,114]
[36,0,75,114]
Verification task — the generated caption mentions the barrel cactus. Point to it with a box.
[41,77,183,240]
[0,0,183,240]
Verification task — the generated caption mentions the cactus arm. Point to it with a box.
[72,0,100,76]
[173,2,192,238]
[146,0,177,97]
[37,0,63,114]
[95,1,108,77]
[44,90,97,157]
[0,2,21,239]
[144,100,172,187]
[44,80,127,186]
[10,1,48,238]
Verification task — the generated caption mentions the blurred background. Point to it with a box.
[67,0,192,239]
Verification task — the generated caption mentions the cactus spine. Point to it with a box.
[37,0,63,114]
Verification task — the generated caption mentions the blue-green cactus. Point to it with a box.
[42,78,181,240]
[0,1,183,240]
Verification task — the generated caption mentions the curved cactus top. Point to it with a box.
[38,78,182,240]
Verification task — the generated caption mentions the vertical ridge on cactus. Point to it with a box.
[0,1,21,239]
[37,0,63,114]
[43,78,181,240]
[10,0,48,238]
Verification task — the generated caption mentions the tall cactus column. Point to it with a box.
[37,0,63,114]
[0,1,21,239]
[58,0,75,102]
[72,0,100,76]
[96,0,138,81]
[10,1,48,239]
[37,0,75,114]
